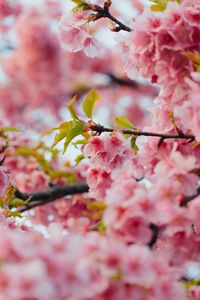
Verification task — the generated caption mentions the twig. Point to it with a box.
[107,73,139,88]
[148,223,160,248]
[90,2,133,32]
[89,123,195,142]
[180,187,200,207]
[15,183,89,212]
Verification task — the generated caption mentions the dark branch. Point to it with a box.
[90,2,133,32]
[89,123,195,142]
[148,223,160,248]
[107,73,139,88]
[15,183,89,212]
[70,73,158,99]
[180,187,200,207]
[107,73,158,96]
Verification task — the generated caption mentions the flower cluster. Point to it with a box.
[83,132,134,198]
[125,1,200,95]
[59,10,101,58]
[0,220,185,300]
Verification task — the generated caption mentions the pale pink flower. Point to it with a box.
[59,12,90,53]
[86,166,112,199]
[0,167,11,199]
[83,36,102,58]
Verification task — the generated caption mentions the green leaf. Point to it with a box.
[122,133,131,140]
[71,0,90,11]
[52,122,72,148]
[98,221,106,234]
[184,279,200,290]
[150,0,181,11]
[130,136,139,155]
[0,198,4,208]
[169,111,184,135]
[63,119,84,153]
[0,127,19,134]
[75,154,85,165]
[52,119,85,154]
[8,198,29,209]
[115,116,134,129]
[6,211,22,218]
[68,95,79,120]
[87,201,107,211]
[73,138,88,148]
[82,89,100,119]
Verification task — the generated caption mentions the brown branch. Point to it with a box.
[180,187,200,207]
[148,223,160,248]
[70,73,158,99]
[15,182,89,212]
[89,123,195,142]
[107,73,139,88]
[90,2,133,32]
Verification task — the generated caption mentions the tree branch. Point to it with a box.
[15,183,89,212]
[70,73,158,99]
[180,187,200,207]
[148,223,160,248]
[89,123,195,143]
[90,2,133,32]
[107,73,139,88]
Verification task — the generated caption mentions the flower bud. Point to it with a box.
[87,13,101,22]
[88,4,102,12]
[104,0,112,8]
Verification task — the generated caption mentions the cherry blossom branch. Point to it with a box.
[89,1,133,32]
[107,73,139,88]
[147,188,200,246]
[16,182,161,248]
[89,123,195,143]
[148,224,160,248]
[15,183,89,212]
[71,73,158,99]
[180,187,200,207]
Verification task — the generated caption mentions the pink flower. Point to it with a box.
[84,132,133,172]
[174,87,200,140]
[124,1,200,100]
[59,25,88,52]
[86,167,112,199]
[83,35,102,58]
[0,167,11,199]
[0,0,21,19]
[59,11,101,58]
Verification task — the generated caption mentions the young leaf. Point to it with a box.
[87,201,107,211]
[68,95,79,120]
[73,138,88,148]
[0,127,19,134]
[8,198,29,209]
[115,116,134,129]
[169,112,184,135]
[71,0,90,11]
[130,136,139,155]
[63,119,84,153]
[75,154,85,165]
[150,0,180,11]
[52,119,85,154]
[98,221,106,234]
[82,89,100,119]
[52,122,72,148]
